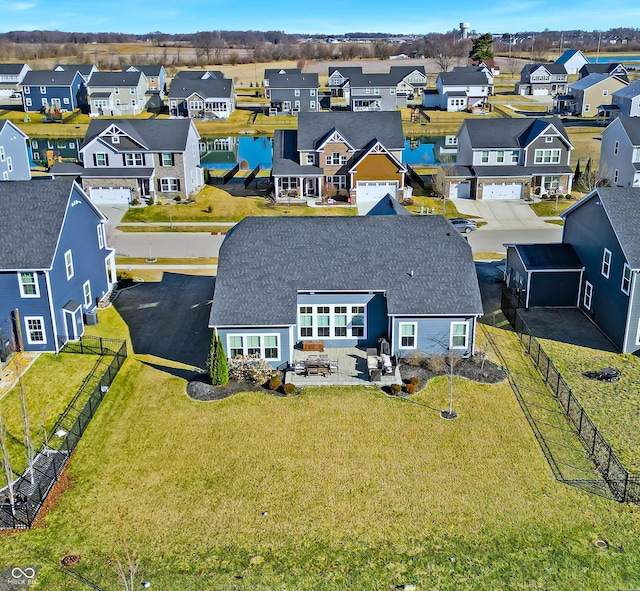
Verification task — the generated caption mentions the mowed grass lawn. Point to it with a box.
[121,186,356,224]
[1,314,639,589]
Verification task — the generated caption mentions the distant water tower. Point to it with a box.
[460,22,470,40]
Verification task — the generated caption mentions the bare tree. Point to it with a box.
[424,33,465,72]
[113,520,140,591]
[18,378,35,485]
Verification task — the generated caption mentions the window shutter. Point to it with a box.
[93,154,97,166]
[157,179,162,191]
[176,179,180,190]
[105,154,109,166]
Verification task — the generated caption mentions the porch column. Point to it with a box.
[274,177,279,198]
[299,176,304,197]
[318,178,322,199]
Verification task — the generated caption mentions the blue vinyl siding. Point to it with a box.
[391,316,475,356]
[297,292,387,348]
[23,72,86,112]
[0,123,31,180]
[217,326,291,368]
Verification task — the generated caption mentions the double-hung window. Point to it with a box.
[317,306,330,337]
[24,317,46,345]
[621,264,632,295]
[399,323,416,349]
[18,272,39,297]
[601,248,612,279]
[161,153,174,166]
[83,281,92,309]
[450,322,469,349]
[584,281,593,310]
[334,306,347,337]
[124,153,144,166]
[481,151,489,164]
[299,306,313,336]
[64,250,74,280]
[351,306,365,337]
[160,178,180,192]
[534,149,561,164]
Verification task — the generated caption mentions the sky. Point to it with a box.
[1,0,640,35]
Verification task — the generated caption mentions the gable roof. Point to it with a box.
[562,187,640,269]
[580,63,628,78]
[570,73,626,91]
[459,117,571,149]
[556,49,587,65]
[81,118,197,152]
[522,63,567,76]
[612,80,640,100]
[173,70,226,80]
[0,63,29,75]
[297,111,404,152]
[0,179,87,270]
[349,71,398,88]
[264,71,318,89]
[366,195,412,216]
[21,70,81,87]
[328,66,363,78]
[124,65,164,77]
[88,71,144,87]
[613,116,640,145]
[439,71,489,86]
[209,216,483,327]
[264,68,302,78]
[167,77,233,99]
[54,64,97,77]
[0,119,28,140]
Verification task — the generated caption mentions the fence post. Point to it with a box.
[622,473,629,502]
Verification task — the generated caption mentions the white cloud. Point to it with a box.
[1,1,37,10]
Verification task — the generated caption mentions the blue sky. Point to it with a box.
[1,0,640,34]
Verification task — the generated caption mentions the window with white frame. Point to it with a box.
[2,171,7,180]
[294,88,300,96]
[481,151,489,163]
[161,153,174,166]
[614,141,619,155]
[227,334,279,360]
[614,169,619,184]
[63,97,70,104]
[621,264,632,295]
[160,178,180,192]
[64,250,74,279]
[351,306,365,337]
[636,318,640,346]
[283,101,291,111]
[18,272,39,297]
[450,322,469,349]
[399,322,416,349]
[0,146,4,161]
[97,225,104,249]
[325,175,346,189]
[496,151,504,163]
[299,306,313,336]
[584,281,593,309]
[41,98,48,107]
[310,89,316,96]
[305,153,315,165]
[325,152,347,165]
[94,153,108,167]
[545,136,553,143]
[31,140,38,149]
[310,101,316,109]
[114,87,120,94]
[130,87,135,94]
[585,104,590,112]
[603,89,608,96]
[124,153,144,166]
[601,248,612,278]
[39,86,46,94]
[25,98,32,107]
[298,304,367,339]
[23,86,29,94]
[534,149,561,164]
[544,176,560,190]
[83,280,92,308]
[25,316,46,345]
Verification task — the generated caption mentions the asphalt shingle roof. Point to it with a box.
[272,130,323,176]
[0,63,27,75]
[460,117,570,149]
[439,71,489,86]
[21,70,79,86]
[209,216,483,327]
[613,80,640,99]
[522,63,567,76]
[264,72,318,89]
[0,178,75,270]
[569,73,619,91]
[167,77,233,99]
[555,49,586,64]
[515,243,583,271]
[617,116,640,145]
[88,71,143,87]
[173,70,225,80]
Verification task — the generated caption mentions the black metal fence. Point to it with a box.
[501,289,640,503]
[0,336,127,529]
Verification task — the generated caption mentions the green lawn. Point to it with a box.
[529,197,577,217]
[537,338,640,472]
[121,186,356,223]
[1,314,640,589]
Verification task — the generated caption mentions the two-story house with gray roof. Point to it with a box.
[0,120,31,181]
[78,118,204,204]
[423,71,489,112]
[0,63,31,96]
[263,69,319,116]
[124,65,167,93]
[505,187,640,353]
[516,63,568,96]
[349,72,400,111]
[555,49,589,75]
[271,110,406,206]
[598,80,640,124]
[555,73,628,117]
[328,66,363,98]
[168,71,235,120]
[579,62,628,83]
[208,216,484,370]
[599,116,640,188]
[54,64,99,83]
[87,70,149,116]
[438,117,573,200]
[0,178,116,354]
[20,70,87,113]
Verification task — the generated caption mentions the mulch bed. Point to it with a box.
[399,357,507,387]
[186,373,265,401]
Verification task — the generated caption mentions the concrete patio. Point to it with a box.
[285,346,402,387]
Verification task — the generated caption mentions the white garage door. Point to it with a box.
[482,182,524,200]
[89,187,132,205]
[449,181,471,199]
[532,88,550,96]
[356,181,398,203]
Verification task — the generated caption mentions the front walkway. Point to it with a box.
[285,347,402,387]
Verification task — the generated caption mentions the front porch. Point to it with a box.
[285,346,402,387]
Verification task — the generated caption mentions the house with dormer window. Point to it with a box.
[87,70,149,116]
[438,117,573,200]
[271,111,406,207]
[78,118,204,204]
[54,64,99,83]
[168,70,235,119]
[263,68,318,116]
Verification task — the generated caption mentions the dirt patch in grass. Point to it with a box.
[186,373,265,401]
[400,356,507,387]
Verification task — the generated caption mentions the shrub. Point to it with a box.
[405,383,417,395]
[409,376,420,386]
[132,197,141,206]
[228,354,276,384]
[174,195,182,202]
[565,193,573,200]
[390,383,402,396]
[268,375,282,391]
[402,197,414,206]
[403,351,427,367]
[425,354,445,373]
[206,204,214,214]
[207,334,229,386]
[540,193,549,200]
[148,195,155,205]
[282,383,297,396]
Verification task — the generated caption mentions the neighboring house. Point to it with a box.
[599,116,640,187]
[124,65,167,93]
[208,216,484,367]
[579,62,628,83]
[469,58,500,76]
[0,178,116,354]
[555,49,589,75]
[0,63,31,96]
[515,63,568,96]
[30,137,82,167]
[423,71,489,112]
[452,65,494,94]
[87,71,148,117]
[389,65,427,100]
[78,118,204,204]
[19,70,87,113]
[349,72,401,111]
[328,66,365,98]
[555,73,628,117]
[505,187,640,353]
[0,120,31,180]
[263,69,319,116]
[438,117,573,200]
[54,64,99,83]
[271,110,406,205]
[168,73,235,120]
[598,80,640,124]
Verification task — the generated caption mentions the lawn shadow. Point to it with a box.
[142,361,201,382]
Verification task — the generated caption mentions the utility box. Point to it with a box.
[84,310,98,326]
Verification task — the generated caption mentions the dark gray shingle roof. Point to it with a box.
[21,70,80,86]
[349,72,397,88]
[168,77,233,99]
[617,116,640,145]
[88,71,143,87]
[439,71,489,86]
[0,63,28,75]
[460,117,570,149]
[272,130,323,176]
[515,243,583,271]
[264,72,318,89]
[173,70,225,80]
[209,216,483,327]
[0,179,75,270]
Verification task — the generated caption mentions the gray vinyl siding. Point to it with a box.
[455,125,474,165]
[350,86,397,111]
[524,135,570,166]
[217,326,291,368]
[269,88,318,115]
[563,197,631,350]
[0,125,30,180]
[529,272,581,307]
[391,316,475,356]
[599,120,638,187]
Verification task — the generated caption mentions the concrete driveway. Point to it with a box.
[453,198,550,229]
[114,273,215,368]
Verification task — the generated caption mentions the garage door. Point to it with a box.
[356,181,398,203]
[449,181,471,199]
[482,182,524,200]
[532,88,549,96]
[89,187,132,205]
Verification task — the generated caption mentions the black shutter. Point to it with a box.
[105,153,109,166]
[157,179,162,191]
[92,154,97,166]
[176,179,180,190]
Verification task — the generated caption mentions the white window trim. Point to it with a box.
[160,177,179,192]
[584,281,593,310]
[83,280,92,309]
[24,316,46,345]
[226,333,281,361]
[64,249,74,280]
[601,248,612,279]
[398,322,417,350]
[298,305,368,340]
[97,225,104,249]
[636,318,640,346]
[614,141,619,155]
[17,271,40,298]
[621,263,632,295]
[450,321,469,350]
